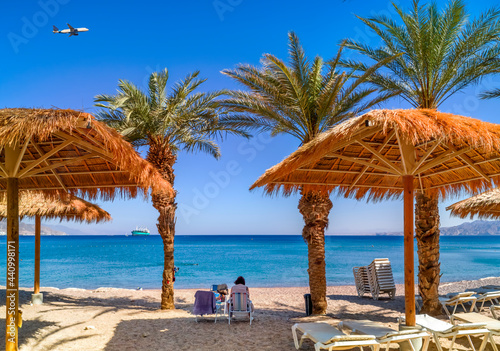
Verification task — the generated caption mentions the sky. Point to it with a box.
[1,0,500,235]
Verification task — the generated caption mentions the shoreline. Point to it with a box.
[7,275,500,292]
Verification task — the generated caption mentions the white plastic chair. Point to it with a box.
[227,291,253,325]
[414,314,490,351]
[451,312,500,351]
[292,322,380,351]
[339,319,430,351]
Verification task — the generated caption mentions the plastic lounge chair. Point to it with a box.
[353,266,370,298]
[227,291,253,325]
[193,290,217,323]
[414,314,490,351]
[292,322,380,351]
[492,305,500,320]
[440,292,477,317]
[472,291,500,312]
[367,259,396,300]
[451,312,500,351]
[339,319,431,351]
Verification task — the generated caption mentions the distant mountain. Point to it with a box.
[376,220,500,236]
[0,221,67,236]
[440,220,500,236]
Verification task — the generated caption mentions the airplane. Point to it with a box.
[53,23,89,37]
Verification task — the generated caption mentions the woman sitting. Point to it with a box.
[229,276,254,312]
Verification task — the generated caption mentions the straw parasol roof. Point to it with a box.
[251,109,500,199]
[0,108,173,350]
[0,108,173,198]
[0,191,111,223]
[447,188,500,219]
[250,108,500,326]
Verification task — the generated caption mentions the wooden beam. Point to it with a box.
[356,138,403,175]
[420,156,500,178]
[6,177,19,351]
[34,215,41,295]
[22,154,94,178]
[413,140,441,171]
[415,146,472,175]
[30,142,69,192]
[13,184,143,190]
[350,131,396,190]
[12,138,30,177]
[403,175,416,326]
[449,146,490,181]
[270,181,401,190]
[17,140,72,178]
[54,131,115,161]
[295,169,399,177]
[29,170,126,177]
[328,153,396,174]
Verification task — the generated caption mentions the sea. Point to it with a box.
[0,235,499,290]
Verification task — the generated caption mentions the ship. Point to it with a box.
[131,227,150,236]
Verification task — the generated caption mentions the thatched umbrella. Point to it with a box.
[251,109,500,326]
[447,188,500,220]
[0,191,111,300]
[0,108,173,351]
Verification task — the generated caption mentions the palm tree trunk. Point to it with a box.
[415,192,442,315]
[147,138,177,310]
[298,190,332,315]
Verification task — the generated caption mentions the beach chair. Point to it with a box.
[491,305,500,320]
[472,291,500,312]
[353,266,370,298]
[339,319,430,351]
[440,292,477,317]
[367,259,396,300]
[193,290,218,323]
[451,312,500,351]
[413,314,490,351]
[292,322,380,351]
[227,291,253,325]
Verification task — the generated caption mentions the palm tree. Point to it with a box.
[222,32,397,314]
[95,69,250,309]
[341,0,500,315]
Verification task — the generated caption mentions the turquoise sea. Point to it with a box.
[0,235,499,290]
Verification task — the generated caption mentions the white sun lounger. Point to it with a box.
[367,259,396,300]
[451,312,500,351]
[472,291,500,312]
[353,266,371,298]
[292,322,380,351]
[492,305,500,320]
[439,292,477,316]
[339,319,430,351]
[414,314,490,351]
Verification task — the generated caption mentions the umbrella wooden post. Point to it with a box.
[403,175,416,326]
[6,177,19,351]
[34,215,41,295]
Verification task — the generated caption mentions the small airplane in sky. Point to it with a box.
[53,23,89,37]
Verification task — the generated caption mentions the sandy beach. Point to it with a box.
[1,277,499,351]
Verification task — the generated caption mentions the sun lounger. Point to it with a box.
[451,312,500,351]
[414,314,490,351]
[439,292,477,316]
[472,291,500,312]
[292,322,380,351]
[354,259,395,300]
[339,319,430,351]
[353,266,371,298]
[491,305,500,320]
[367,259,396,300]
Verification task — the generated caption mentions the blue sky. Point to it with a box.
[1,0,500,235]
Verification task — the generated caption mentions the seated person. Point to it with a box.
[228,276,254,312]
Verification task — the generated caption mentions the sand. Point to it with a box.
[0,276,499,351]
